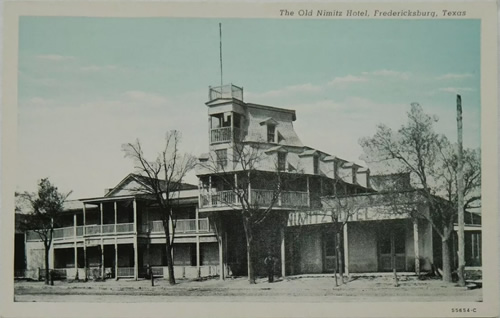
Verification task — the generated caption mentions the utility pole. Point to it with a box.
[219,23,223,87]
[456,94,466,287]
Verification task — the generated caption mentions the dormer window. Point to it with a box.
[267,124,276,143]
[278,152,287,171]
[313,155,319,174]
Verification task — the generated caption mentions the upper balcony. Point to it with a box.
[25,218,214,243]
[209,84,243,102]
[199,189,309,210]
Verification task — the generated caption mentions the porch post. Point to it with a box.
[281,227,286,277]
[413,218,420,275]
[83,203,86,229]
[100,203,104,235]
[101,239,105,279]
[73,214,77,277]
[209,176,212,205]
[83,241,88,281]
[343,222,349,276]
[218,230,225,280]
[196,207,201,278]
[114,239,118,280]
[306,177,310,207]
[133,199,138,280]
[114,201,117,232]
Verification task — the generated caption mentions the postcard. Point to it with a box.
[1,1,498,317]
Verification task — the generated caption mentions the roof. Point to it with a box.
[246,103,297,121]
[104,173,197,198]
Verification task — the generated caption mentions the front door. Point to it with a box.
[378,226,406,272]
[323,231,337,273]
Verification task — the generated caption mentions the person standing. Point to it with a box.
[264,253,276,283]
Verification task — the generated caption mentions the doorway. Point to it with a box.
[378,225,406,272]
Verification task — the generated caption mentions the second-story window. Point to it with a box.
[216,149,228,169]
[267,124,276,143]
[313,155,319,174]
[278,152,287,171]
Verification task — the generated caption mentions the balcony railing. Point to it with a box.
[142,218,212,234]
[210,127,241,144]
[209,84,243,101]
[200,189,309,208]
[26,223,135,241]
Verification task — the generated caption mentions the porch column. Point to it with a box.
[101,239,105,279]
[114,201,117,232]
[83,203,87,228]
[74,214,78,277]
[306,177,310,207]
[209,176,212,205]
[343,222,349,276]
[133,199,138,280]
[114,239,118,280]
[218,230,225,280]
[83,241,88,281]
[100,203,104,234]
[281,227,286,277]
[413,218,420,275]
[196,207,200,278]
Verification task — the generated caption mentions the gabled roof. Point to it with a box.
[259,117,279,126]
[298,149,319,157]
[104,173,197,198]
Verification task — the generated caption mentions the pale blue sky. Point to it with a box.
[18,17,481,198]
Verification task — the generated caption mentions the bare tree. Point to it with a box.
[199,142,299,284]
[122,130,196,285]
[19,178,71,285]
[359,103,481,282]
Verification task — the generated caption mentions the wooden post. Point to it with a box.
[343,222,349,276]
[114,201,118,233]
[100,203,104,235]
[74,214,78,278]
[196,207,201,278]
[114,239,118,280]
[456,94,466,287]
[306,177,310,207]
[281,228,286,278]
[83,241,87,282]
[101,240,105,279]
[133,199,138,280]
[413,218,420,275]
[218,230,225,280]
[83,203,87,229]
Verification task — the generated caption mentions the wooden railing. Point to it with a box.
[27,223,135,241]
[211,127,231,143]
[142,218,211,234]
[116,267,135,278]
[200,189,309,208]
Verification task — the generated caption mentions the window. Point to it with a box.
[313,156,319,174]
[278,152,287,171]
[267,125,276,143]
[215,149,228,169]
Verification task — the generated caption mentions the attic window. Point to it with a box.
[278,152,287,171]
[267,124,276,143]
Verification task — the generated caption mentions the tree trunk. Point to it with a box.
[44,245,50,285]
[336,231,343,285]
[442,238,452,283]
[247,239,256,284]
[163,219,176,285]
